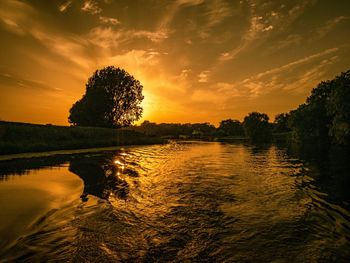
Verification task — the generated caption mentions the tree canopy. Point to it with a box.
[273,113,291,133]
[69,66,144,128]
[288,70,350,145]
[243,112,272,143]
[218,119,244,136]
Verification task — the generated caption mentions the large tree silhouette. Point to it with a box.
[218,119,244,136]
[69,66,144,128]
[288,69,350,145]
[243,112,272,143]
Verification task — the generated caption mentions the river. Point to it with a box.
[0,141,349,262]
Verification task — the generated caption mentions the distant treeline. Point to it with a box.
[128,115,281,143]
[129,69,350,146]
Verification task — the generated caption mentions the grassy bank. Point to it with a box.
[0,121,164,155]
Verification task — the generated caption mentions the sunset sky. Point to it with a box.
[0,0,349,125]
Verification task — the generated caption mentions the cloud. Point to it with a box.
[205,0,232,27]
[87,26,169,50]
[198,70,210,83]
[239,47,340,97]
[158,0,204,31]
[177,0,204,7]
[0,72,59,92]
[314,16,350,39]
[272,34,302,50]
[130,29,169,43]
[81,0,102,14]
[99,16,120,25]
[209,47,341,104]
[107,49,161,71]
[219,0,314,61]
[197,0,232,39]
[31,29,93,70]
[59,1,72,12]
[282,56,339,93]
[262,25,273,32]
[0,0,34,35]
[0,18,25,35]
[218,14,273,60]
[254,48,339,79]
[87,26,122,48]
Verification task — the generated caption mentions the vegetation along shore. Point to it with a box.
[0,121,163,155]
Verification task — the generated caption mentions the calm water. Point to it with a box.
[0,142,349,262]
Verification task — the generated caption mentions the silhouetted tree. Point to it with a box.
[286,69,350,146]
[243,112,272,143]
[218,119,244,136]
[69,66,144,128]
[328,70,350,145]
[273,113,291,133]
[289,77,334,145]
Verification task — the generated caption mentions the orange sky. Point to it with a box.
[0,0,349,125]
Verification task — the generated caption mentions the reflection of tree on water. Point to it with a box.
[69,156,129,201]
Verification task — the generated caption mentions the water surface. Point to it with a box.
[0,142,349,262]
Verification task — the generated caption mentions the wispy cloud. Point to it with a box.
[59,1,72,13]
[195,0,233,39]
[31,29,93,70]
[177,0,204,6]
[198,70,210,83]
[87,26,169,49]
[0,72,59,92]
[81,0,102,14]
[272,34,302,50]
[314,16,350,39]
[239,47,339,96]
[205,0,232,27]
[207,47,341,105]
[99,16,120,25]
[253,48,339,79]
[0,0,34,35]
[107,49,161,70]
[282,56,339,93]
[130,29,169,43]
[219,0,314,61]
[1,18,25,35]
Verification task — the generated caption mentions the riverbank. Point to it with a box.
[0,121,164,155]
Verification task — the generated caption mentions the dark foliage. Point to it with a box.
[288,69,350,145]
[243,112,272,143]
[128,121,216,139]
[0,121,163,155]
[69,66,144,128]
[273,113,291,133]
[328,70,350,145]
[218,119,244,136]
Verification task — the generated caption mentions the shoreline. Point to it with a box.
[0,145,139,162]
[0,121,164,156]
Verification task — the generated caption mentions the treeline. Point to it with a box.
[129,113,278,143]
[130,69,350,146]
[127,121,220,139]
[128,116,273,142]
[277,69,350,146]
[0,121,163,155]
